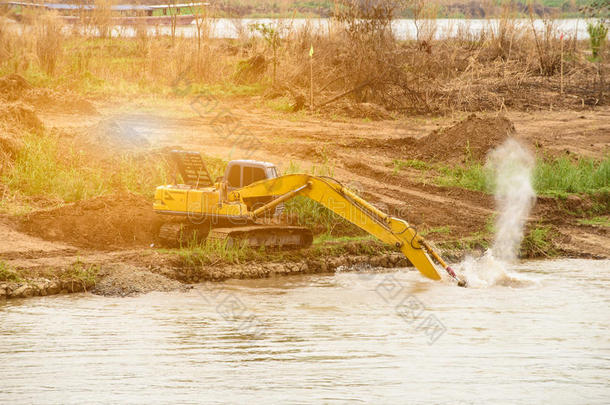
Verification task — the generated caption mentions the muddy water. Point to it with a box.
[1,259,608,404]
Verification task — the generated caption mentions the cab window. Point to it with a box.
[243,166,266,186]
[227,165,241,188]
[252,167,266,182]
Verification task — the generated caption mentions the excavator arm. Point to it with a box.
[230,174,464,284]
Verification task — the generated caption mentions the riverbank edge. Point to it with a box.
[0,248,460,300]
[2,239,607,300]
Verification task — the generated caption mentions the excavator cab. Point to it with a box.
[154,151,306,248]
[224,160,279,190]
[169,150,278,193]
[224,160,283,216]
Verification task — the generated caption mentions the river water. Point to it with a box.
[1,259,608,404]
[77,18,592,39]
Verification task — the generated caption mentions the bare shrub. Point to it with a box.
[324,0,411,105]
[406,0,439,44]
[34,13,64,75]
[528,16,563,76]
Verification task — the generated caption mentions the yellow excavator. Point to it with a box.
[153,150,465,285]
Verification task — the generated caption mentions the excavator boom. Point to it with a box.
[230,174,458,282]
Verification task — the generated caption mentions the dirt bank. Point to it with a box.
[19,193,158,250]
[0,242,418,299]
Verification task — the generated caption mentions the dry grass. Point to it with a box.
[0,5,607,114]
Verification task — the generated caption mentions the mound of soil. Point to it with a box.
[0,102,43,132]
[25,87,98,115]
[0,74,32,101]
[0,74,97,114]
[0,134,22,168]
[90,118,150,150]
[415,114,516,163]
[20,193,158,249]
[93,264,183,297]
[0,103,42,169]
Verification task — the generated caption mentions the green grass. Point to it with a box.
[391,159,431,174]
[434,155,610,196]
[64,261,99,286]
[169,233,390,268]
[1,132,170,207]
[0,261,21,282]
[173,238,254,266]
[3,133,106,202]
[0,131,230,215]
[283,195,364,236]
[534,156,609,196]
[436,161,491,192]
[577,216,610,227]
[152,6,206,16]
[309,235,390,256]
[265,96,294,113]
[313,234,375,244]
[419,225,451,236]
[282,161,363,236]
[0,33,269,99]
[521,225,557,257]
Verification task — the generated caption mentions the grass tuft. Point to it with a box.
[282,161,364,236]
[534,156,609,196]
[436,161,492,192]
[521,225,557,257]
[0,261,21,282]
[265,96,294,112]
[577,216,610,227]
[174,238,253,266]
[391,159,431,174]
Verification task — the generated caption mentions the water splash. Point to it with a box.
[459,138,537,288]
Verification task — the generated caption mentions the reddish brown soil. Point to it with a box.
[19,193,158,250]
[359,113,519,164]
[124,97,605,257]
[0,93,608,299]
[413,114,517,163]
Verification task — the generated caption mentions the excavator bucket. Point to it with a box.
[399,239,442,280]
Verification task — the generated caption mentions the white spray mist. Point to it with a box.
[488,138,536,262]
[459,138,537,287]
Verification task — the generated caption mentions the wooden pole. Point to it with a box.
[309,44,314,110]
[560,33,564,95]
